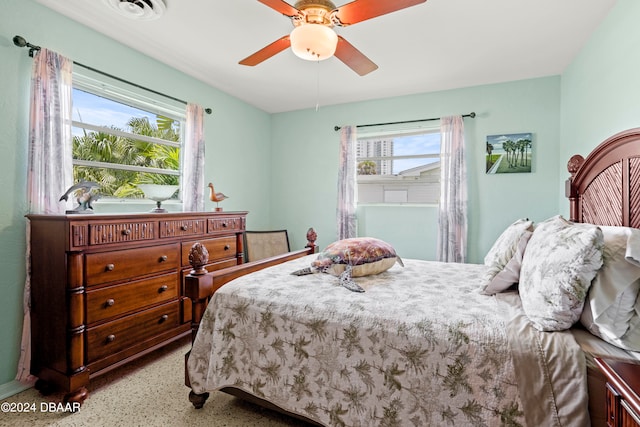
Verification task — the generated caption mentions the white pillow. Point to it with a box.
[581,295,640,351]
[480,218,533,293]
[580,226,640,349]
[480,230,532,295]
[519,215,604,331]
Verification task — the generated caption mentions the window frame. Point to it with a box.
[356,125,441,206]
[71,71,186,203]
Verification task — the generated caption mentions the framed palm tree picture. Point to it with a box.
[485,132,532,174]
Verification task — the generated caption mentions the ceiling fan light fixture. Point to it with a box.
[290,24,338,61]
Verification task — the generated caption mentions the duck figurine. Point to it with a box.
[208,182,228,211]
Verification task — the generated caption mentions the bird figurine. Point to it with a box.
[59,181,101,214]
[208,182,228,211]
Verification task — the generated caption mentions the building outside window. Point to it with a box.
[356,127,441,204]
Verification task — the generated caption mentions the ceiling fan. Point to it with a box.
[239,0,427,76]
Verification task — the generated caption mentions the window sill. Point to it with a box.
[87,198,183,214]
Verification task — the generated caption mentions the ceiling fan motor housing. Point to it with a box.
[292,0,337,26]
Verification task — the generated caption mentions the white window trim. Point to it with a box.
[72,120,181,148]
[71,71,187,206]
[356,124,441,205]
[73,72,186,120]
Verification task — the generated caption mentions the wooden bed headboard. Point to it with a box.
[566,127,640,227]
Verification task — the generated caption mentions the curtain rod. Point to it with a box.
[334,112,476,132]
[13,35,212,115]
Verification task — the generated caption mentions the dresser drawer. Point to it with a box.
[181,236,237,266]
[86,272,178,324]
[86,220,156,246]
[208,216,243,233]
[85,243,179,286]
[86,300,180,363]
[606,383,621,426]
[159,219,206,238]
[621,400,640,426]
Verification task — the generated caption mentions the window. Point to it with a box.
[356,128,441,204]
[71,73,185,200]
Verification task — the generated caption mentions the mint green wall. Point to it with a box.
[0,0,272,393]
[270,77,562,262]
[559,0,640,215]
[0,0,633,400]
[356,205,440,260]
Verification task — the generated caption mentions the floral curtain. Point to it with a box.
[337,125,357,240]
[436,115,467,263]
[182,103,205,211]
[17,49,74,382]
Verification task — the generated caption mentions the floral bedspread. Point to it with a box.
[187,256,589,427]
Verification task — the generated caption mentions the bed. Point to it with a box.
[184,127,640,426]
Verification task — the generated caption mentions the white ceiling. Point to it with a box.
[36,0,616,113]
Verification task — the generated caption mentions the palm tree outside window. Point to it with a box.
[71,72,185,201]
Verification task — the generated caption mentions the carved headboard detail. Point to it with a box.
[566,128,640,227]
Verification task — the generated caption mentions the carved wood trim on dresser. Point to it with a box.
[27,211,247,405]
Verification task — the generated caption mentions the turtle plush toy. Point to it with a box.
[292,237,404,292]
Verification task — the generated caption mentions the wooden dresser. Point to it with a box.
[27,211,247,404]
[595,358,640,427]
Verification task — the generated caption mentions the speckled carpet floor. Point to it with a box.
[0,338,312,426]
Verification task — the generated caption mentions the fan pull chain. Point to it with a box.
[315,60,320,112]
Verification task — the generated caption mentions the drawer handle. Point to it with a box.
[159,255,168,262]
[121,228,131,236]
[160,314,169,323]
[106,334,116,343]
[181,225,188,231]
[105,298,115,307]
[224,245,230,251]
[105,264,115,271]
[159,285,168,293]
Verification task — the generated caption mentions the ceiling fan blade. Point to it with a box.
[334,0,427,26]
[239,36,291,66]
[334,36,378,76]
[257,0,300,17]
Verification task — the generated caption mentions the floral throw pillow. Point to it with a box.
[480,218,533,294]
[519,215,604,331]
[480,230,532,295]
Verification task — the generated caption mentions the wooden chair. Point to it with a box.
[243,230,290,262]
